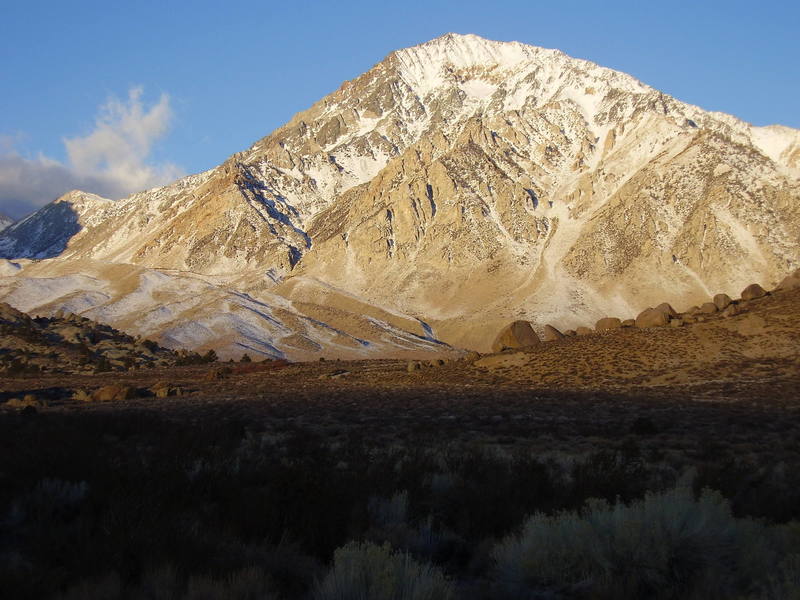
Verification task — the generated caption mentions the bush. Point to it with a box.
[755,554,800,599]
[314,541,454,600]
[94,357,112,372]
[55,567,277,600]
[184,566,277,599]
[492,485,773,599]
[55,572,122,600]
[141,339,161,353]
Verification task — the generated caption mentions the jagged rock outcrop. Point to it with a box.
[1,33,799,356]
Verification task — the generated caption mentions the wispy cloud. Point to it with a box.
[0,87,183,220]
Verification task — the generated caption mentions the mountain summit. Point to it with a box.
[1,34,799,357]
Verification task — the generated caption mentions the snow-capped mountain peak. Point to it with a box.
[0,34,798,358]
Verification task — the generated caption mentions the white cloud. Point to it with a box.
[0,87,183,220]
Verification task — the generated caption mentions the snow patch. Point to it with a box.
[460,79,497,100]
[750,125,800,167]
[0,260,22,276]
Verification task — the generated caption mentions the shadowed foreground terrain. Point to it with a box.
[1,288,800,599]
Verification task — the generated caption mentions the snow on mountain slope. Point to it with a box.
[0,33,798,355]
[0,213,13,232]
[0,260,450,359]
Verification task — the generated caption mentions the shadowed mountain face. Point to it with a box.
[0,33,799,357]
[0,201,80,259]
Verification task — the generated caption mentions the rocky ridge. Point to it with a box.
[1,33,799,356]
[0,302,209,376]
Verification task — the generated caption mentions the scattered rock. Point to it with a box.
[407,361,421,373]
[595,317,622,331]
[713,294,732,310]
[700,302,718,314]
[670,318,683,328]
[5,394,41,409]
[563,330,576,337]
[576,326,594,336]
[72,389,92,402]
[776,269,800,292]
[635,308,668,328]
[491,320,540,352]
[686,306,702,315]
[741,283,767,301]
[542,324,565,341]
[151,382,182,398]
[722,304,742,318]
[653,303,678,318]
[428,359,446,367]
[621,319,635,328]
[92,385,136,402]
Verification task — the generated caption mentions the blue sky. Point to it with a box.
[1,0,798,218]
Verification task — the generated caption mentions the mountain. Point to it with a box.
[0,213,13,232]
[1,33,798,357]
